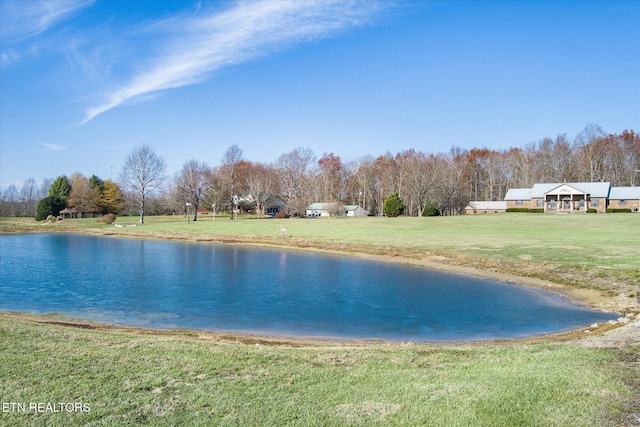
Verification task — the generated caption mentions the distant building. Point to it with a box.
[305,203,369,217]
[464,201,507,214]
[504,182,640,213]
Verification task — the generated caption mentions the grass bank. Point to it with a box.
[0,314,636,426]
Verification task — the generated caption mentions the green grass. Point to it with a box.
[0,317,635,426]
[1,214,639,425]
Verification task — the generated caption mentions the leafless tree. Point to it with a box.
[1,184,19,217]
[19,178,39,217]
[220,144,244,202]
[275,147,315,216]
[174,159,211,221]
[246,163,278,217]
[119,144,167,224]
[353,156,377,214]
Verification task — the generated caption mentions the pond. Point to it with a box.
[0,233,615,341]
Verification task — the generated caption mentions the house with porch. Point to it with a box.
[504,182,640,213]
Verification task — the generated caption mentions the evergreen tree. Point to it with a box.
[383,192,405,217]
[48,176,71,201]
[422,199,441,217]
[35,197,65,221]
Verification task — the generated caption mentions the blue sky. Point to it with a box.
[1,0,639,190]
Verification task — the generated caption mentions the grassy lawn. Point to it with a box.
[1,213,639,425]
[0,316,635,426]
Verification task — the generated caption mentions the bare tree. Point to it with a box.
[246,163,278,217]
[19,178,39,217]
[275,147,315,216]
[119,144,167,224]
[353,156,377,214]
[220,144,244,202]
[174,160,211,221]
[1,184,19,217]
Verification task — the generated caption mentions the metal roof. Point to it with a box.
[506,182,612,199]
[534,182,611,198]
[609,186,640,200]
[504,188,532,200]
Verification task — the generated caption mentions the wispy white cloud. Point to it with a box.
[82,0,389,124]
[36,142,67,152]
[0,0,94,43]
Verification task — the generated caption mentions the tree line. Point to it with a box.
[1,124,638,219]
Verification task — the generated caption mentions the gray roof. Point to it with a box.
[532,182,611,198]
[609,186,640,200]
[506,182,612,200]
[504,188,532,200]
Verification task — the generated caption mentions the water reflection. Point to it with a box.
[0,233,616,341]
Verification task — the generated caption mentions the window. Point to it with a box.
[591,199,599,207]
[619,200,627,205]
[536,199,543,207]
[516,200,523,206]
[579,199,585,207]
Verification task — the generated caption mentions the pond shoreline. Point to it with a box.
[2,222,637,345]
[0,310,631,347]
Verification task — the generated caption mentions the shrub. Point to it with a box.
[383,192,405,217]
[527,208,544,213]
[606,208,632,213]
[422,199,440,217]
[506,208,529,213]
[99,213,117,224]
[587,208,598,213]
[274,211,289,219]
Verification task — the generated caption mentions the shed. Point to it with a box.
[345,205,369,217]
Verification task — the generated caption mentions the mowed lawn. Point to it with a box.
[0,317,635,427]
[101,213,640,271]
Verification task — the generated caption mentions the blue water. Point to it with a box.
[0,233,615,341]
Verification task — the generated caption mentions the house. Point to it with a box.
[504,182,640,213]
[262,196,286,216]
[464,201,507,214]
[305,203,369,217]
